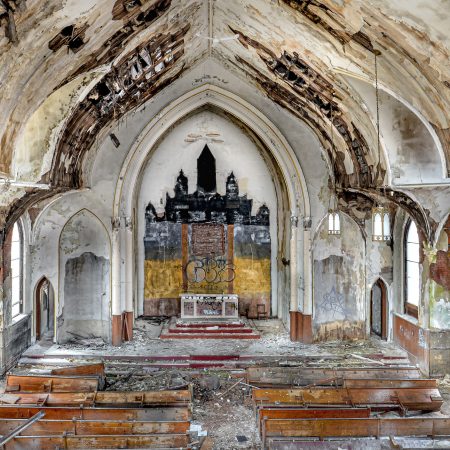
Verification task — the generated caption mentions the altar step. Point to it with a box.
[160,319,260,339]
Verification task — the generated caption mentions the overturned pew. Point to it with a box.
[5,374,100,393]
[253,387,443,412]
[247,366,422,387]
[51,362,105,378]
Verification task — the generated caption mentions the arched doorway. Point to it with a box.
[35,278,54,341]
[370,279,387,339]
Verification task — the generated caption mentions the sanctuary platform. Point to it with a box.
[160,317,260,339]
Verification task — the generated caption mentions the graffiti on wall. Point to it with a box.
[143,145,271,316]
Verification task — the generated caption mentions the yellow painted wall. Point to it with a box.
[144,259,182,299]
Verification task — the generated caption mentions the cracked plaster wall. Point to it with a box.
[312,214,366,341]
[58,209,110,343]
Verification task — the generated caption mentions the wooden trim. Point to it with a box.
[181,224,188,291]
[111,315,122,347]
[405,303,418,319]
[227,224,234,294]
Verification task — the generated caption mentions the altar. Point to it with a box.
[180,294,239,319]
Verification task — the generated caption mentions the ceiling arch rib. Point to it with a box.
[112,84,310,221]
[0,0,449,234]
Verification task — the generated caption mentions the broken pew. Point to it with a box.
[50,362,105,378]
[5,374,100,393]
[51,362,106,389]
[247,366,422,387]
[252,387,443,412]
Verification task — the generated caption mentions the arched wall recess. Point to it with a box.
[111,84,312,330]
[312,211,366,341]
[58,208,112,344]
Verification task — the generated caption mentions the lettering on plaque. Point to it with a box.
[192,224,224,256]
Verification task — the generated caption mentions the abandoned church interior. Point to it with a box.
[0,0,449,448]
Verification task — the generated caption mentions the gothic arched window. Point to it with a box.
[11,222,23,319]
[405,220,420,318]
[328,212,340,235]
[372,207,390,241]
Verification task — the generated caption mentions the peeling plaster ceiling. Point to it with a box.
[0,0,449,236]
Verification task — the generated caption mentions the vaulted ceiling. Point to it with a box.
[0,0,449,234]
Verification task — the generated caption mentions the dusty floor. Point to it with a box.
[10,318,450,449]
[22,318,408,360]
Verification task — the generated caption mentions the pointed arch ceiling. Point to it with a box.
[0,0,449,232]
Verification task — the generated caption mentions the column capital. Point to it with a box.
[290,215,298,228]
[125,216,133,231]
[111,216,121,232]
[303,216,312,230]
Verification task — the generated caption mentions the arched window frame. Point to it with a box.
[10,221,24,320]
[372,207,390,241]
[328,211,340,235]
[404,219,420,319]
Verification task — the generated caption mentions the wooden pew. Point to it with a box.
[0,405,191,421]
[263,417,450,449]
[4,433,190,449]
[342,378,437,389]
[0,418,190,436]
[253,387,443,412]
[256,407,370,433]
[0,390,192,408]
[5,374,99,393]
[247,367,422,387]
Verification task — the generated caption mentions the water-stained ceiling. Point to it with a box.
[0,0,449,235]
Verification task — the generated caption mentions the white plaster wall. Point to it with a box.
[137,109,278,315]
[346,77,444,184]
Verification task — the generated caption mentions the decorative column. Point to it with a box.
[124,216,134,341]
[111,217,122,346]
[289,215,298,341]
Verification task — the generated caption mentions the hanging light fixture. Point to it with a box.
[328,101,340,235]
[371,49,390,242]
